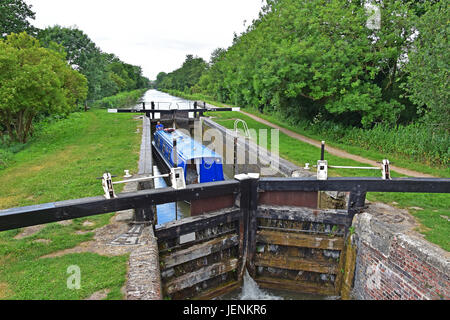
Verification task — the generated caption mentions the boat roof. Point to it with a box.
[155,130,223,160]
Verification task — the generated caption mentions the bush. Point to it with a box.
[275,111,449,166]
[91,89,147,109]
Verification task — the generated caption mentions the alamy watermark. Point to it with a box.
[67,265,81,290]
[365,1,381,30]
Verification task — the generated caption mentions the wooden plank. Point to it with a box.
[255,253,338,274]
[193,281,241,300]
[161,234,239,269]
[164,258,238,294]
[256,230,344,251]
[255,276,336,296]
[257,205,351,226]
[155,208,241,242]
[334,236,348,295]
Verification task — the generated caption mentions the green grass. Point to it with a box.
[204,109,450,252]
[0,109,141,299]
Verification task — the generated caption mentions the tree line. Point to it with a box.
[0,0,150,143]
[155,0,448,132]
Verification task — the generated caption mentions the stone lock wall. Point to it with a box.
[351,207,449,300]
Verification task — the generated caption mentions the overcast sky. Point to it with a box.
[25,0,264,80]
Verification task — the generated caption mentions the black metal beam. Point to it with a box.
[258,177,450,193]
[109,107,237,114]
[0,180,240,232]
[1,177,449,233]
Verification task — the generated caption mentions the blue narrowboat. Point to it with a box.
[152,129,225,184]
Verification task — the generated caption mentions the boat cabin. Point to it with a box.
[153,129,225,184]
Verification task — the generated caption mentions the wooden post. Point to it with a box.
[233,136,238,176]
[134,205,154,225]
[173,137,178,221]
[347,190,367,220]
[321,141,325,161]
[234,173,259,280]
[246,174,260,278]
[235,174,251,281]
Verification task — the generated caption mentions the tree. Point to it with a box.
[156,55,207,93]
[0,32,87,143]
[194,0,417,127]
[0,0,37,37]
[38,26,111,100]
[38,26,150,100]
[403,1,449,131]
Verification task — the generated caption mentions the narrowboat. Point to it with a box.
[152,129,224,184]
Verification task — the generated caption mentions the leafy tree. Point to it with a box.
[38,26,111,100]
[0,0,37,37]
[0,32,87,143]
[156,55,207,93]
[38,26,149,100]
[194,0,418,127]
[155,72,168,89]
[403,1,449,131]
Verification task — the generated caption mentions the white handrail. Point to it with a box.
[234,119,250,138]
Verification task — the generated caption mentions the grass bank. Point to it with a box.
[0,109,141,299]
[163,90,449,251]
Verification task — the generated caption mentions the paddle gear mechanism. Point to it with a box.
[304,141,392,180]
[100,167,186,199]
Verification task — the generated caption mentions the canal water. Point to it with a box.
[138,89,195,114]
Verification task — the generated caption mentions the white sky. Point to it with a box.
[25,0,264,80]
